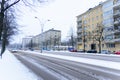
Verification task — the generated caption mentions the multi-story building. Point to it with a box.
[102,0,120,51]
[77,0,120,52]
[22,36,33,50]
[113,0,120,51]
[32,35,40,50]
[32,28,61,50]
[102,0,115,51]
[77,4,103,51]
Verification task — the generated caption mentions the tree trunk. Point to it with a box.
[99,39,101,53]
[0,13,4,40]
[0,24,7,58]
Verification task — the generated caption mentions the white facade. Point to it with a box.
[22,36,33,50]
[102,0,120,51]
[32,28,61,50]
[102,0,114,42]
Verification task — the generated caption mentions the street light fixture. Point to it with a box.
[35,17,50,53]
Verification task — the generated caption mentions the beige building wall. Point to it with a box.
[77,0,120,52]
[77,4,103,52]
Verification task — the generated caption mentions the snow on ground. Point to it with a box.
[42,53,120,70]
[0,50,38,80]
[24,50,120,70]
[0,50,120,80]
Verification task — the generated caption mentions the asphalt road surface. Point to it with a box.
[13,51,120,80]
[44,51,120,62]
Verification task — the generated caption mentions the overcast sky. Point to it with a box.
[13,0,106,43]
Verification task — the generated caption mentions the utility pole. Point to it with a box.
[35,17,50,53]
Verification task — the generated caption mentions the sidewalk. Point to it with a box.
[0,50,38,80]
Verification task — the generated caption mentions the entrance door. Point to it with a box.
[91,44,96,50]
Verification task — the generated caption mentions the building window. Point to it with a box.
[92,17,94,22]
[102,44,104,48]
[106,43,115,48]
[96,16,99,20]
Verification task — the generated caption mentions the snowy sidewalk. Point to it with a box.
[0,50,38,80]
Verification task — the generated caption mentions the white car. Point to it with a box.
[101,50,113,54]
[10,49,18,53]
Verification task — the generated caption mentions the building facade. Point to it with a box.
[77,4,103,51]
[102,0,120,51]
[22,36,33,50]
[77,0,120,52]
[32,28,61,50]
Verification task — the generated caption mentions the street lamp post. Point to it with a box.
[35,17,50,53]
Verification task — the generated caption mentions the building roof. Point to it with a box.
[76,1,103,18]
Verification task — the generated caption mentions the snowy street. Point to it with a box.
[13,50,120,80]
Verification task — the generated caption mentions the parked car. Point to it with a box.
[114,51,120,55]
[29,48,34,51]
[77,49,85,53]
[101,50,113,54]
[68,48,77,52]
[10,49,18,53]
[87,50,97,53]
[70,49,77,52]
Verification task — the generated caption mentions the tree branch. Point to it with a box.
[4,0,21,12]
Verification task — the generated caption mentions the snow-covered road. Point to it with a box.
[1,50,120,80]
[14,51,120,80]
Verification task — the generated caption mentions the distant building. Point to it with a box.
[32,28,61,50]
[22,36,33,50]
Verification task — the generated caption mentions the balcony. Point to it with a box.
[104,31,114,35]
[114,29,120,33]
[114,1,120,9]
[113,38,120,42]
[104,40,115,43]
[77,38,82,44]
[105,38,120,43]
[77,34,83,38]
[114,20,120,25]
[77,28,83,34]
[77,23,82,27]
[77,41,82,44]
[114,11,120,17]
[77,17,82,22]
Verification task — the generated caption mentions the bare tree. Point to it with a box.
[0,0,51,57]
[68,27,77,49]
[0,7,18,57]
[92,23,104,53]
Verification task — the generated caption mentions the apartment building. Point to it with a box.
[113,0,120,51]
[77,4,103,51]
[102,0,115,51]
[32,28,61,50]
[22,36,33,50]
[77,0,120,52]
[102,0,120,51]
[32,35,40,50]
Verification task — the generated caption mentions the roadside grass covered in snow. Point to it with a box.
[0,50,38,80]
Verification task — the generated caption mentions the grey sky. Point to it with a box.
[14,0,106,43]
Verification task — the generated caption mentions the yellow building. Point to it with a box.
[77,0,120,52]
[77,4,103,52]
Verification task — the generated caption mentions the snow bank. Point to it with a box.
[0,50,38,80]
